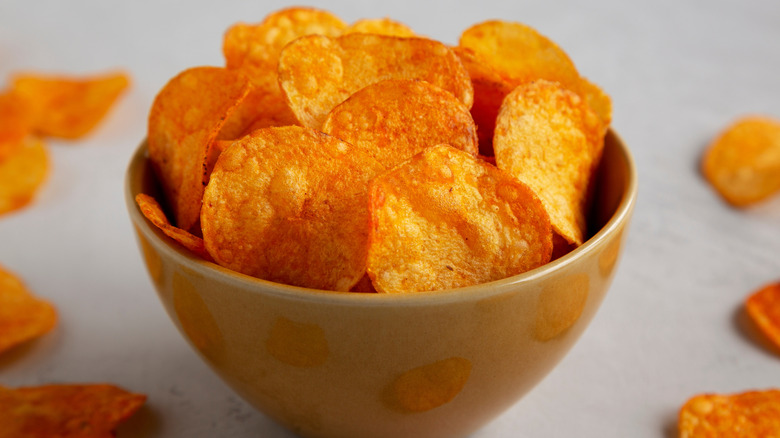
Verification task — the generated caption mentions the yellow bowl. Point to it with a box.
[125,130,636,438]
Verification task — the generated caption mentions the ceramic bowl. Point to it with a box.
[125,130,636,438]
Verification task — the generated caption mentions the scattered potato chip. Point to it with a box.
[367,145,552,293]
[135,194,212,261]
[702,116,780,207]
[147,66,250,233]
[494,80,603,247]
[0,264,56,354]
[278,33,474,128]
[0,383,146,438]
[0,91,33,162]
[745,281,780,353]
[679,389,780,437]
[0,137,49,216]
[202,126,385,291]
[11,71,129,139]
[459,20,581,92]
[322,79,478,169]
[345,18,415,37]
[453,46,515,156]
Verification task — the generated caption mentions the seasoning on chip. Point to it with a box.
[201,126,385,291]
[278,33,474,128]
[135,194,211,261]
[11,71,129,139]
[702,116,780,207]
[0,383,146,437]
[322,78,478,169]
[0,137,49,216]
[147,66,251,233]
[679,389,780,437]
[494,80,603,248]
[0,264,56,354]
[0,91,33,162]
[745,281,780,353]
[344,18,415,37]
[367,145,552,293]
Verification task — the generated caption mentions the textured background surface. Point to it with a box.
[1,0,779,436]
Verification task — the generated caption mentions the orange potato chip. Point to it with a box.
[0,91,33,162]
[218,88,297,141]
[135,194,211,261]
[453,46,516,156]
[0,383,146,437]
[494,80,603,247]
[278,33,474,128]
[147,66,250,233]
[11,71,129,139]
[679,389,780,437]
[458,20,581,93]
[0,137,49,216]
[344,18,416,37]
[579,76,612,136]
[367,145,552,293]
[0,264,56,354]
[202,126,385,291]
[745,281,780,353]
[701,116,780,207]
[322,79,478,169]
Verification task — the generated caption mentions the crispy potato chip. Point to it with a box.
[494,80,603,246]
[135,194,212,261]
[702,116,780,207]
[367,145,552,293]
[579,76,612,135]
[0,264,56,354]
[0,137,48,216]
[278,33,474,128]
[202,126,385,291]
[0,383,146,437]
[223,7,346,71]
[11,71,129,139]
[679,389,780,437]
[0,92,33,162]
[218,88,297,141]
[453,46,515,156]
[345,18,415,37]
[148,66,250,233]
[322,79,478,169]
[458,20,581,92]
[746,281,780,353]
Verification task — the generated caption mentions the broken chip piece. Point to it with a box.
[702,116,780,207]
[679,389,780,437]
[367,145,552,293]
[0,263,56,354]
[745,281,780,353]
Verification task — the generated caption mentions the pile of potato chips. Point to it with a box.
[142,6,612,294]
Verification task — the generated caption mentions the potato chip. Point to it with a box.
[223,7,346,71]
[367,145,552,293]
[458,20,581,93]
[494,80,603,246]
[201,126,385,291]
[11,71,129,139]
[147,66,250,233]
[745,281,780,352]
[322,79,478,169]
[453,47,515,156]
[135,194,211,261]
[0,264,56,354]
[0,137,48,216]
[218,89,297,141]
[679,389,780,437]
[345,18,415,37]
[0,91,33,162]
[579,76,612,136]
[0,383,146,438]
[702,116,780,207]
[278,33,474,128]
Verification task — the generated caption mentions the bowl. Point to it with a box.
[124,129,636,438]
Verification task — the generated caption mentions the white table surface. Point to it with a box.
[1,0,779,436]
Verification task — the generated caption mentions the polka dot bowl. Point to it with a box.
[124,129,636,438]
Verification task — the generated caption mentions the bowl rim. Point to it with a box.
[125,129,637,306]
